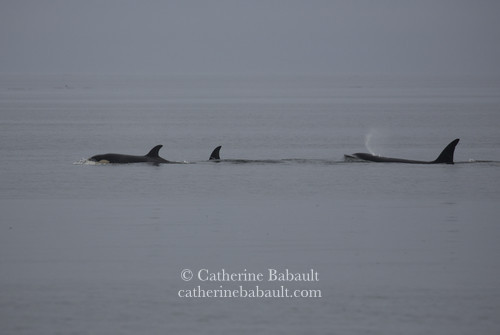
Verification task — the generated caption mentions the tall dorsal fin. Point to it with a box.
[433,139,459,164]
[209,146,221,160]
[146,145,163,158]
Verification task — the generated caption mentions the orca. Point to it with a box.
[207,146,286,164]
[345,139,460,164]
[209,146,221,160]
[89,145,170,164]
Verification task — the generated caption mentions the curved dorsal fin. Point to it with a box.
[209,146,221,160]
[146,145,163,158]
[433,139,459,164]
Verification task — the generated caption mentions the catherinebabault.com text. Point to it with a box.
[178,268,322,299]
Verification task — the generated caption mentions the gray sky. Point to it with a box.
[1,0,499,75]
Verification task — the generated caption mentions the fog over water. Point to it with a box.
[1,1,500,75]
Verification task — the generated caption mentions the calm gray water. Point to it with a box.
[1,74,500,334]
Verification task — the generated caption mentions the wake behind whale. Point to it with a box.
[208,146,340,165]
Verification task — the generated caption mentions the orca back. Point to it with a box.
[210,146,221,160]
[146,145,163,158]
[432,139,460,164]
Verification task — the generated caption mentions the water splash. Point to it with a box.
[73,158,102,165]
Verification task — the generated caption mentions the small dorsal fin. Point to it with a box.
[146,145,163,158]
[433,139,459,164]
[209,146,221,160]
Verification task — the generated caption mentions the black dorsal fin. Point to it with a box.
[209,146,221,160]
[433,139,460,164]
[146,145,163,158]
